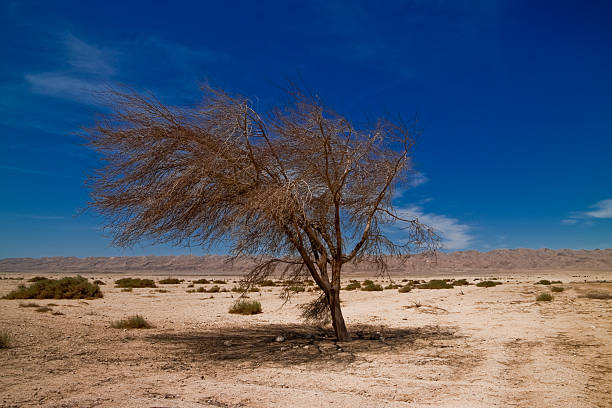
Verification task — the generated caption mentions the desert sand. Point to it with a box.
[1,269,611,407]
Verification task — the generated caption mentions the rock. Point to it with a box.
[275,336,285,342]
[223,340,232,346]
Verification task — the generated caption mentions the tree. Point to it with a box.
[86,85,438,341]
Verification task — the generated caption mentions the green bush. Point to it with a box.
[212,280,226,284]
[229,300,262,315]
[476,280,503,288]
[385,283,400,289]
[3,276,102,300]
[114,278,156,288]
[535,280,551,285]
[0,329,13,349]
[111,315,152,329]
[398,284,412,293]
[417,279,454,289]
[27,276,48,282]
[551,286,564,293]
[158,278,183,284]
[452,279,470,286]
[207,285,221,293]
[193,279,210,284]
[344,281,361,291]
[361,283,383,291]
[287,285,306,293]
[363,279,374,286]
[536,293,553,302]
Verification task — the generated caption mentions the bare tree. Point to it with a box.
[86,85,438,341]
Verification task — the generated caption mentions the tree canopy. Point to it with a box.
[87,85,438,340]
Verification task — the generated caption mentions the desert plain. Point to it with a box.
[1,251,611,408]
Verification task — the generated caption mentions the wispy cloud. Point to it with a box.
[396,205,473,250]
[562,198,612,225]
[408,171,428,187]
[25,72,107,104]
[583,199,612,219]
[24,32,225,104]
[561,218,578,225]
[64,33,116,76]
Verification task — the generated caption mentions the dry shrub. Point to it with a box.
[115,278,156,288]
[361,283,383,291]
[398,284,412,293]
[476,280,502,288]
[111,315,152,329]
[536,293,553,302]
[3,276,102,300]
[344,281,361,291]
[418,279,453,289]
[229,300,262,315]
[158,278,183,284]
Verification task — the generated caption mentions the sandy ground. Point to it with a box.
[1,271,611,408]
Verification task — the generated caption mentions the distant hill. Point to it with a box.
[1,248,611,275]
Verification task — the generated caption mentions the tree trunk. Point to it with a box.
[328,289,350,341]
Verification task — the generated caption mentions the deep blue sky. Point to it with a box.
[1,0,611,257]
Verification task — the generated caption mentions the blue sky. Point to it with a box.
[1,0,611,257]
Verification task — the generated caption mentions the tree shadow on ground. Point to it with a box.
[148,324,459,368]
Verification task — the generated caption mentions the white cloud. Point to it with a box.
[562,198,612,225]
[396,205,473,250]
[583,198,612,219]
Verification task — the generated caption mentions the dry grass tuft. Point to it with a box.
[0,329,14,349]
[229,300,263,315]
[536,293,553,302]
